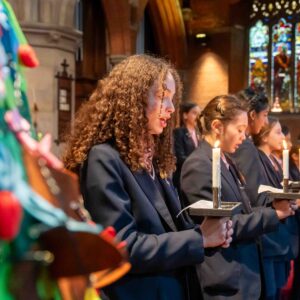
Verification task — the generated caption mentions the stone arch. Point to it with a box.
[101,0,186,67]
[147,0,187,68]
[100,0,147,57]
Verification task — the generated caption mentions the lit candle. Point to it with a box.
[282,140,289,180]
[212,140,221,188]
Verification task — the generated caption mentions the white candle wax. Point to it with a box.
[282,148,289,179]
[212,142,221,188]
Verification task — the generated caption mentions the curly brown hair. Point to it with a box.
[63,54,182,178]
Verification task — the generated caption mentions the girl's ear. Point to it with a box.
[261,134,268,144]
[211,119,224,136]
[249,110,256,121]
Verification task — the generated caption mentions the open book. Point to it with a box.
[258,185,283,194]
[176,200,213,217]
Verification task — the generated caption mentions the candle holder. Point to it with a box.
[283,178,289,193]
[189,187,242,218]
[189,201,242,217]
[212,187,221,208]
[268,190,300,201]
[288,181,300,192]
[189,141,242,217]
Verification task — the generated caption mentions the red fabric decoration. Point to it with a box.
[100,226,127,249]
[0,190,23,240]
[100,226,116,239]
[18,44,39,68]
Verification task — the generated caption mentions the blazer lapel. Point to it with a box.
[221,161,242,201]
[132,171,178,232]
[183,127,196,151]
[259,151,282,188]
[158,177,190,230]
[225,155,253,213]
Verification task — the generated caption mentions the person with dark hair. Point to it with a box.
[63,54,233,300]
[252,117,285,187]
[289,146,300,181]
[181,95,295,300]
[253,117,298,300]
[272,124,292,168]
[231,88,270,206]
[173,102,201,190]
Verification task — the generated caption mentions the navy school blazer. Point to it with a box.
[257,150,298,259]
[181,140,279,300]
[290,158,300,181]
[230,137,271,207]
[173,127,198,190]
[80,142,204,300]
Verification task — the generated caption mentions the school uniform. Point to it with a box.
[173,127,199,191]
[181,140,279,300]
[289,159,300,181]
[80,141,204,300]
[257,150,299,299]
[230,137,271,207]
[290,159,300,299]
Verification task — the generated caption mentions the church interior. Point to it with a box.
[2,0,300,299]
[8,0,300,152]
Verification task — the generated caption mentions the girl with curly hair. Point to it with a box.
[63,54,232,300]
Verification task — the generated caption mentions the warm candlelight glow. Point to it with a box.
[214,140,220,148]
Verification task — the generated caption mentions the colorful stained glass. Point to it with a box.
[271,18,292,112]
[249,20,269,93]
[295,23,300,112]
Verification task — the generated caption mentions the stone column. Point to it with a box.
[9,0,81,156]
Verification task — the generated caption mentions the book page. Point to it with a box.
[176,199,212,217]
[258,185,282,194]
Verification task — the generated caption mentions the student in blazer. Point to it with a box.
[289,146,300,181]
[230,88,271,207]
[181,95,296,300]
[173,102,201,191]
[63,55,233,300]
[253,117,298,299]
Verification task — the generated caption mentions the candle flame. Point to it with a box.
[214,140,220,148]
[282,139,287,150]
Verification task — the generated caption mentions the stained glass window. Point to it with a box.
[249,1,300,113]
[271,18,292,112]
[251,0,300,20]
[295,23,300,112]
[249,21,269,93]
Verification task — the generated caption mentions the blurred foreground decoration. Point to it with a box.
[0,1,130,299]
